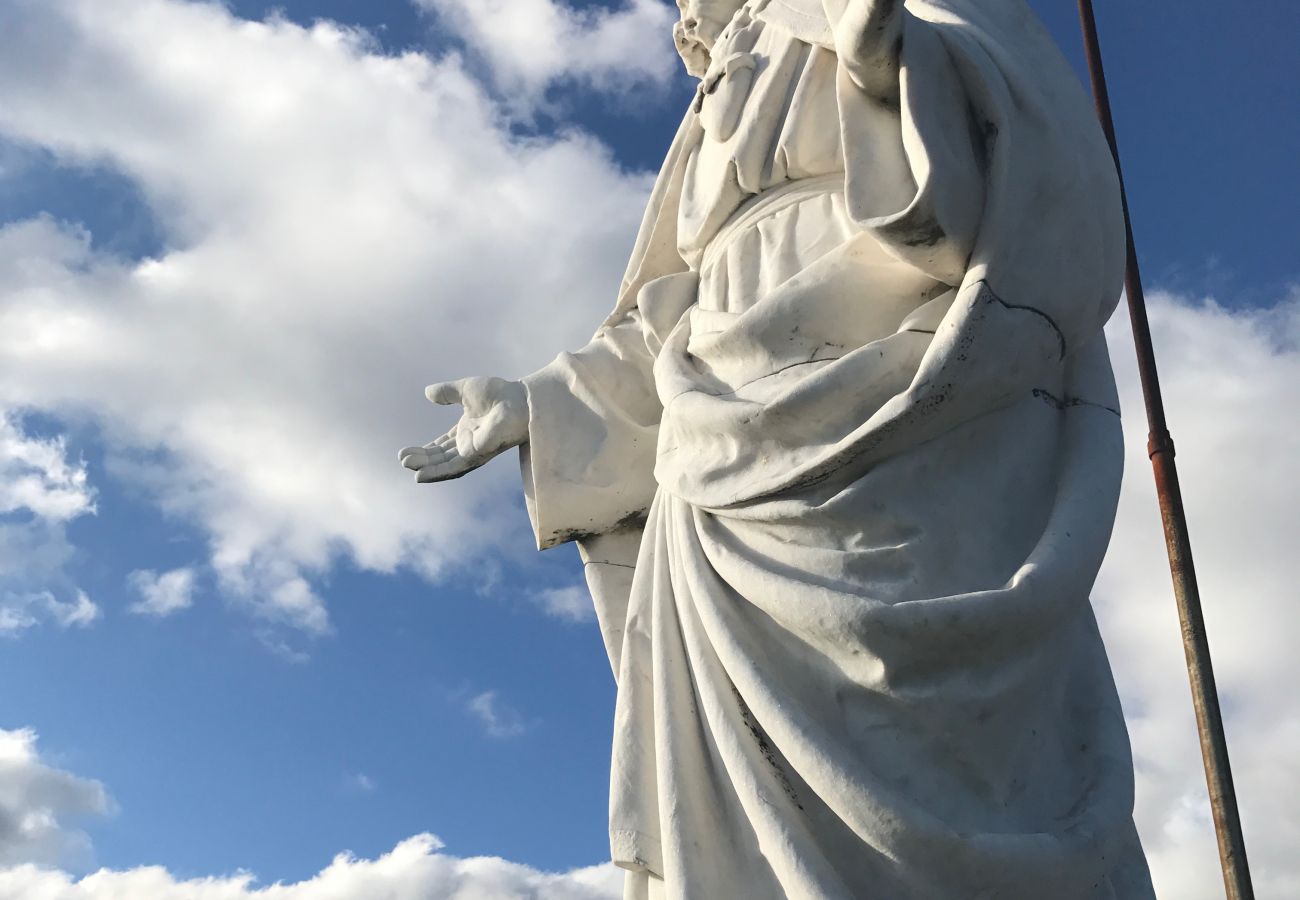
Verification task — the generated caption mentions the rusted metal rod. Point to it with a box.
[1074,2,1254,897]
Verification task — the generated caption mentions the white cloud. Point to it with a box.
[1099,286,1300,898]
[0,0,655,647]
[466,690,528,739]
[0,730,622,898]
[0,834,623,900]
[0,523,86,634]
[126,568,195,617]
[43,591,100,629]
[0,591,100,635]
[418,0,678,104]
[532,583,594,622]
[0,414,94,523]
[0,411,100,633]
[342,772,376,794]
[0,728,112,870]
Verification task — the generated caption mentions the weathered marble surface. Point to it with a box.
[401,0,1155,896]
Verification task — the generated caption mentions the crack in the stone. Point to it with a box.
[1032,387,1119,416]
[979,282,1068,359]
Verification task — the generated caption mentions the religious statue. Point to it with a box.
[401,0,1156,895]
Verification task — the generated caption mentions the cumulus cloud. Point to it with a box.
[0,834,624,900]
[0,728,112,870]
[466,690,528,739]
[0,0,655,649]
[0,413,99,633]
[126,567,196,617]
[1098,286,1300,899]
[417,0,678,104]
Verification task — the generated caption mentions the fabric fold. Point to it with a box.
[519,310,661,549]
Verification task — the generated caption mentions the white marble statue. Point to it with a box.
[401,0,1156,896]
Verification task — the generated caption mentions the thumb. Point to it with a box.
[425,381,463,405]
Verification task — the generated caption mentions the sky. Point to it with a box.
[0,0,1295,898]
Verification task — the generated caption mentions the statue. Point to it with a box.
[401,0,1156,896]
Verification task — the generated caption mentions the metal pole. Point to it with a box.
[1074,2,1254,897]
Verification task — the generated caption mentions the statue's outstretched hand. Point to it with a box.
[399,377,528,483]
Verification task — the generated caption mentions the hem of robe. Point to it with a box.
[611,827,664,876]
[580,527,644,677]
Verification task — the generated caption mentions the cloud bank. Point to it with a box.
[0,0,661,645]
[1098,287,1300,898]
[0,834,623,900]
[0,727,621,898]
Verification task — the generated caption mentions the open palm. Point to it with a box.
[399,376,528,483]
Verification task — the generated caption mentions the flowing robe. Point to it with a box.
[519,0,1155,896]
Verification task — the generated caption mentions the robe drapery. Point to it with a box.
[519,0,1155,896]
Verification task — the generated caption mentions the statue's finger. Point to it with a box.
[425,381,463,405]
[399,449,429,470]
[402,444,453,469]
[416,451,468,483]
[423,427,456,450]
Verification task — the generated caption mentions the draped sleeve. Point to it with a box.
[519,308,661,551]
[521,287,695,678]
[834,0,1125,341]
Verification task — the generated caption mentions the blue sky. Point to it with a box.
[0,1,1296,897]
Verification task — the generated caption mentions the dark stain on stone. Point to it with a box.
[731,683,804,810]
[886,217,947,248]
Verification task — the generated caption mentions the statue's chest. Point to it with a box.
[679,4,844,255]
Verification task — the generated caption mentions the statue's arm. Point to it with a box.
[401,309,660,549]
[516,309,660,549]
[823,0,904,104]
